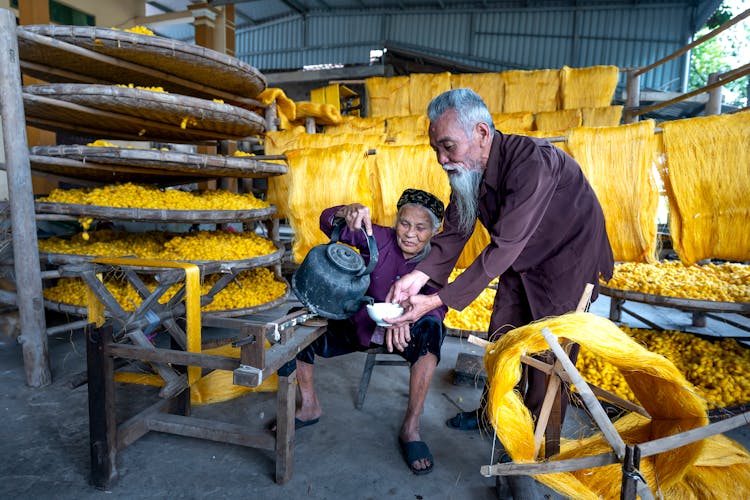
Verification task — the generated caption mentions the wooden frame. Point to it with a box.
[85,311,325,487]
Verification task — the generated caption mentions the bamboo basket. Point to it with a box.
[18,25,266,100]
[23,84,265,142]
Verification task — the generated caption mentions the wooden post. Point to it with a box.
[223,4,235,57]
[305,117,316,134]
[275,368,296,484]
[705,72,723,115]
[624,69,641,124]
[0,8,51,387]
[86,323,118,489]
[609,297,624,322]
[190,3,220,191]
[541,327,627,460]
[19,0,58,196]
[265,102,278,132]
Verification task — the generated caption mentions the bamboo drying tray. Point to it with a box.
[601,285,750,314]
[34,202,277,224]
[29,145,286,184]
[23,84,265,142]
[203,285,291,318]
[17,25,266,101]
[27,155,213,185]
[43,275,289,319]
[39,246,284,268]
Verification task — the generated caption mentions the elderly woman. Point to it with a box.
[290,188,447,475]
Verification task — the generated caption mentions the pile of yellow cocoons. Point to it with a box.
[606,261,749,303]
[38,183,270,211]
[43,267,285,312]
[443,267,497,332]
[39,229,277,262]
[578,325,750,409]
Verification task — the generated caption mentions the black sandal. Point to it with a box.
[446,410,482,431]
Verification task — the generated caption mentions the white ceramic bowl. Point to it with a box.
[366,302,404,327]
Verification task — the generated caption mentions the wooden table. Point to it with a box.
[86,308,325,488]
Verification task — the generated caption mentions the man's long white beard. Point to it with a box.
[447,165,483,237]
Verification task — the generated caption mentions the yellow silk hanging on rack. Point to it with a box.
[581,106,623,127]
[567,120,659,262]
[660,112,750,265]
[323,116,386,135]
[365,75,410,117]
[370,144,451,226]
[534,109,582,133]
[560,65,620,109]
[502,69,560,113]
[451,72,505,114]
[491,112,534,132]
[409,72,451,115]
[286,144,373,262]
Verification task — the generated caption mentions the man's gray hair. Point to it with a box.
[427,88,496,138]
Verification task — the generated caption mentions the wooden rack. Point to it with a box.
[602,285,750,335]
[77,257,325,486]
[478,325,750,499]
[0,8,320,486]
[0,9,285,385]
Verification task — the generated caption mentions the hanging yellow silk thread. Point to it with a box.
[451,72,505,114]
[286,144,373,263]
[534,109,582,133]
[491,112,535,133]
[455,221,490,269]
[660,111,750,265]
[560,65,620,109]
[385,114,429,139]
[502,69,560,113]
[257,87,297,129]
[408,72,452,115]
[294,101,344,125]
[567,120,660,263]
[371,144,451,226]
[365,75,410,117]
[323,116,386,135]
[580,106,623,127]
[483,312,734,499]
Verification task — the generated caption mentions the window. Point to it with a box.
[10,1,95,26]
[49,1,95,26]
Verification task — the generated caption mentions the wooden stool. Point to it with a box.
[355,346,409,409]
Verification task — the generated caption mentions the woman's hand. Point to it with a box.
[385,323,411,353]
[385,293,443,327]
[334,203,373,235]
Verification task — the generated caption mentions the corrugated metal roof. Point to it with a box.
[146,0,723,93]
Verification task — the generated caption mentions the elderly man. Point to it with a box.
[285,188,447,475]
[386,88,614,432]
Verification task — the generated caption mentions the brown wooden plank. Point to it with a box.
[105,343,239,371]
[117,398,174,449]
[145,413,275,451]
[481,451,619,476]
[637,411,750,458]
[86,324,118,489]
[276,371,297,484]
[1,9,50,388]
[600,285,750,314]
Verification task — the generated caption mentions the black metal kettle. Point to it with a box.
[291,220,379,319]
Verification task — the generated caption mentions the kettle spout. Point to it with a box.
[343,295,374,314]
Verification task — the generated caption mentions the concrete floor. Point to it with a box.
[1,295,749,499]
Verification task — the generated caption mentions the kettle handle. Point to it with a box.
[329,219,379,277]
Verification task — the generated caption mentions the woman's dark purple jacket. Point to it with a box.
[320,206,448,347]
